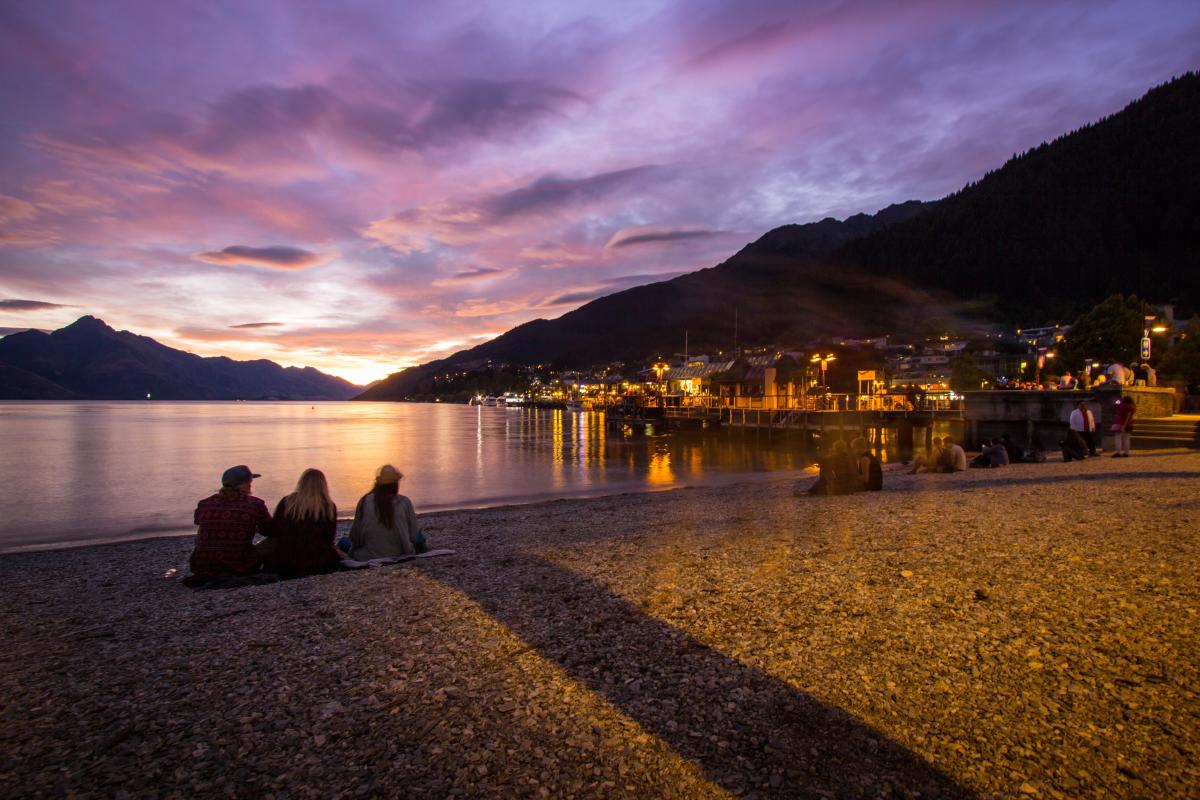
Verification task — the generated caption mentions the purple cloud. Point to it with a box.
[0,299,71,311]
[1,0,1197,381]
[194,245,329,270]
[229,321,283,329]
[483,166,663,219]
[606,227,722,249]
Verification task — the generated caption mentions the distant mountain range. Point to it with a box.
[0,316,361,400]
[361,73,1200,400]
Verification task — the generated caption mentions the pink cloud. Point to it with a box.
[0,195,37,223]
[431,267,515,286]
[193,245,332,270]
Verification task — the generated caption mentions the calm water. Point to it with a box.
[0,402,813,553]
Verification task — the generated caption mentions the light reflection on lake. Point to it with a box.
[0,401,813,552]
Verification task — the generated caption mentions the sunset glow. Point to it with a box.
[1,0,1197,382]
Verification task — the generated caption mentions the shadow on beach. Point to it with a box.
[423,552,974,799]
[895,468,1200,493]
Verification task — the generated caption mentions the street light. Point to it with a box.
[810,353,836,387]
[652,361,668,408]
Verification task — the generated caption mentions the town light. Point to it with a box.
[1151,326,1168,333]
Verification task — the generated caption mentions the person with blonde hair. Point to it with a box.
[341,464,426,560]
[908,436,943,474]
[263,468,342,578]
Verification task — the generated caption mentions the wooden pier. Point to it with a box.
[604,400,965,458]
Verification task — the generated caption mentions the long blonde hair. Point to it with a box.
[282,468,336,521]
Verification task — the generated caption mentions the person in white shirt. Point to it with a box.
[937,435,968,472]
[1106,362,1127,386]
[1069,400,1098,456]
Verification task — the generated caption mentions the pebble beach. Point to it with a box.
[1,451,1198,799]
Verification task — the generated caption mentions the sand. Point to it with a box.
[1,450,1198,799]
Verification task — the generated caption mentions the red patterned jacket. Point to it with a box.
[189,491,272,578]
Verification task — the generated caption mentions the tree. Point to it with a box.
[1057,294,1148,370]
[1158,316,1200,384]
[950,353,989,391]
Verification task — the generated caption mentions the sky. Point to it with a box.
[1,0,1197,385]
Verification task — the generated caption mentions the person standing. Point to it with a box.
[189,465,272,579]
[1070,400,1098,456]
[263,468,342,578]
[1112,398,1136,457]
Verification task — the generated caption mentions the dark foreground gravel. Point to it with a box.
[1,450,1197,799]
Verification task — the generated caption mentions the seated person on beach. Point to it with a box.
[1000,434,1024,463]
[937,436,968,472]
[262,468,342,578]
[1060,430,1089,462]
[188,465,272,579]
[971,438,1010,468]
[908,436,943,474]
[340,464,426,560]
[851,436,883,491]
[805,440,861,496]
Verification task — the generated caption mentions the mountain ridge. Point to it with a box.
[359,72,1200,401]
[0,316,362,400]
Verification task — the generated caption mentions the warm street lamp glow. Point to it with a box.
[1151,326,1168,332]
[811,353,836,385]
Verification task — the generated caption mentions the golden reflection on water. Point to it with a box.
[646,448,674,487]
[1,402,821,547]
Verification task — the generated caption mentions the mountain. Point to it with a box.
[357,201,937,400]
[0,363,78,400]
[0,316,362,400]
[360,72,1200,401]
[833,71,1200,318]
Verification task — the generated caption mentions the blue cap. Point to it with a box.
[221,465,261,487]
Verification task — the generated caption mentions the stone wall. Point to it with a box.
[962,387,1177,452]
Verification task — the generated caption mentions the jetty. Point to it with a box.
[603,384,1191,458]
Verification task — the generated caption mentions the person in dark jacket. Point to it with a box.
[1000,434,1024,463]
[1060,430,1089,462]
[189,465,272,579]
[851,436,883,491]
[805,440,861,496]
[263,468,342,578]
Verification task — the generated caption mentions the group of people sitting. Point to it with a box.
[186,463,426,583]
[802,436,883,495]
[908,435,971,473]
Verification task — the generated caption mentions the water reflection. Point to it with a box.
[0,402,814,551]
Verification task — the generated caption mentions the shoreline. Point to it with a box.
[0,469,814,557]
[2,450,1197,798]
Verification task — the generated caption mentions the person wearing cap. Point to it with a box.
[342,464,425,560]
[188,465,273,579]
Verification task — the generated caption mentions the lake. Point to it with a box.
[0,402,813,553]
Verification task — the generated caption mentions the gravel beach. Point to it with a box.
[1,451,1198,799]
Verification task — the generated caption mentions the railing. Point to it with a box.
[597,391,962,415]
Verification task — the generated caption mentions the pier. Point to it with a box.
[603,396,965,459]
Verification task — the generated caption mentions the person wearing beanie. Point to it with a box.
[341,464,426,560]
